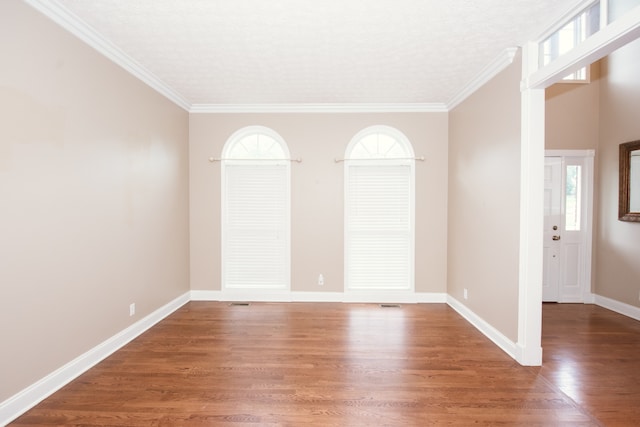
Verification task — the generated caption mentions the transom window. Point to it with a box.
[349,132,412,159]
[540,2,600,81]
[226,132,286,160]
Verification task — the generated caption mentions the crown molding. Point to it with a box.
[23,0,191,111]
[22,0,522,114]
[446,47,519,111]
[189,103,448,114]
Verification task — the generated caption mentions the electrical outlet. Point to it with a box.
[463,289,468,300]
[318,274,324,286]
[129,303,136,316]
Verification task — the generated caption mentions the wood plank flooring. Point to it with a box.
[10,301,639,426]
[540,303,640,426]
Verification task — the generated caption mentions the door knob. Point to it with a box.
[552,235,561,241]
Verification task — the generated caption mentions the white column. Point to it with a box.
[517,42,544,366]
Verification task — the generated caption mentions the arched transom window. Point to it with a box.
[224,131,287,160]
[348,131,412,159]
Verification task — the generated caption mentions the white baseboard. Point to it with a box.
[190,289,223,301]
[343,291,447,303]
[290,292,344,302]
[594,294,640,322]
[0,292,190,427]
[583,292,596,304]
[446,296,519,361]
[190,289,447,304]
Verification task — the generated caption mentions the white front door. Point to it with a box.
[542,152,594,303]
[543,157,562,302]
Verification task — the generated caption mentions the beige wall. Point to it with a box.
[595,38,640,306]
[0,2,190,402]
[189,113,448,294]
[448,53,522,342]
[545,64,601,151]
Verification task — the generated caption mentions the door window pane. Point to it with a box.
[565,165,582,231]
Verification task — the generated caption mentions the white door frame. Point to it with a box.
[544,150,595,304]
[518,5,640,366]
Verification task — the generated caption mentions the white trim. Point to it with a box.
[22,0,191,110]
[189,103,448,113]
[342,291,445,304]
[290,292,345,303]
[0,292,190,427]
[446,296,519,361]
[594,294,640,322]
[600,0,609,30]
[446,48,518,110]
[190,290,223,301]
[583,292,596,304]
[217,290,294,302]
[526,4,640,89]
[545,149,595,158]
[190,290,446,303]
[582,153,595,303]
[518,42,545,367]
[412,293,448,303]
[22,0,444,116]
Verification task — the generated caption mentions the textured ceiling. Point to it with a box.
[52,0,578,107]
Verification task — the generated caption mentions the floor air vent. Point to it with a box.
[380,303,401,308]
[229,302,250,306]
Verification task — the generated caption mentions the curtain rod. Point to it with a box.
[334,156,425,163]
[208,157,302,163]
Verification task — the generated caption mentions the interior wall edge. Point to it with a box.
[0,292,191,426]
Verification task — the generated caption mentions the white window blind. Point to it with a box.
[223,164,289,289]
[221,127,290,291]
[346,164,412,290]
[344,126,415,292]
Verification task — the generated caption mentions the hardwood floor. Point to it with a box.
[10,302,639,426]
[540,303,640,426]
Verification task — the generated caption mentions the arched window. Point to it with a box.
[221,127,290,292]
[344,126,415,292]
